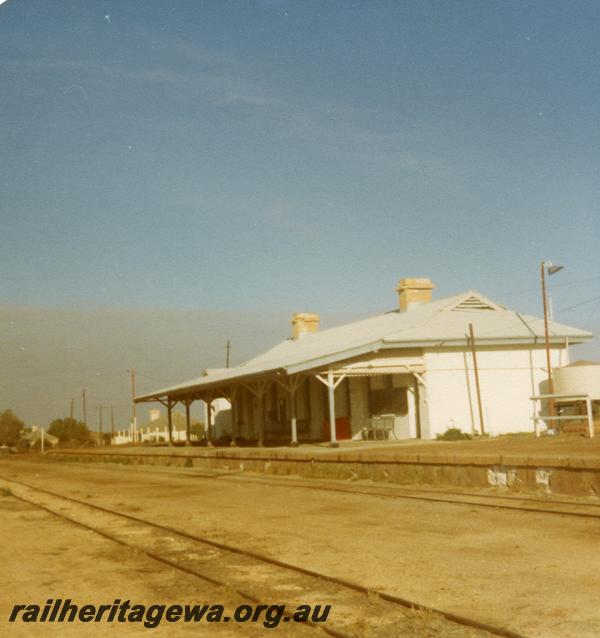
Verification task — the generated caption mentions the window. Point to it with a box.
[368,376,407,415]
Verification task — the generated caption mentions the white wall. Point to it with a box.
[112,428,196,444]
[206,397,232,439]
[423,345,566,437]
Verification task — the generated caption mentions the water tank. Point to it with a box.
[554,361,600,400]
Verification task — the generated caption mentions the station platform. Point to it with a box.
[43,435,600,498]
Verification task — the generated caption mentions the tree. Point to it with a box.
[0,410,25,446]
[47,418,90,445]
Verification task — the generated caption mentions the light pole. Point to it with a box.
[129,369,137,443]
[541,260,564,418]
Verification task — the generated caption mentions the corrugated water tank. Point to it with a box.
[554,361,600,400]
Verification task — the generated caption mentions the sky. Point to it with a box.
[1,1,599,425]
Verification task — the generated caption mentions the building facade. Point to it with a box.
[136,278,592,444]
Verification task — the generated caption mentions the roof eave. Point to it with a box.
[134,367,285,403]
[284,340,385,375]
[383,335,593,348]
[135,341,386,401]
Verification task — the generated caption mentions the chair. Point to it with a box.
[363,415,397,440]
[362,416,376,440]
[375,414,396,440]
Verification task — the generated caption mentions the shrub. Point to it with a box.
[48,418,90,444]
[0,410,25,446]
[436,427,472,441]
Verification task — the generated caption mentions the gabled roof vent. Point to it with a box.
[451,294,498,312]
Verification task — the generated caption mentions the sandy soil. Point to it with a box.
[2,458,600,637]
[0,491,326,637]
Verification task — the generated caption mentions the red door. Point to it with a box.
[323,417,351,440]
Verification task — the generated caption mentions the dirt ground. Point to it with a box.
[2,457,600,637]
[0,490,318,637]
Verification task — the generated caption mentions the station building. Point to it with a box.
[135,278,593,446]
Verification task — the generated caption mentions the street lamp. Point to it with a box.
[541,260,564,418]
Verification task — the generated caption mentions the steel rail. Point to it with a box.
[1,474,524,638]
[228,475,600,512]
[114,463,600,511]
[37,458,600,520]
[3,479,344,638]
[240,481,600,520]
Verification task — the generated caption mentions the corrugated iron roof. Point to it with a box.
[135,290,593,401]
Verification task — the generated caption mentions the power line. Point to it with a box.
[583,299,600,330]
[499,274,600,298]
[558,295,600,313]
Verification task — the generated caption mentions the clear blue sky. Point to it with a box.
[2,0,600,324]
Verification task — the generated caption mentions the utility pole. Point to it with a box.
[82,388,87,427]
[541,261,564,419]
[225,340,231,368]
[110,405,115,444]
[130,369,137,443]
[98,404,103,446]
[541,262,553,417]
[69,398,74,447]
[468,323,485,435]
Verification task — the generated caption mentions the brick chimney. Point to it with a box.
[396,278,435,311]
[291,312,320,340]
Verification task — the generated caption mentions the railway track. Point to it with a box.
[0,474,523,638]
[236,478,600,520]
[39,457,600,521]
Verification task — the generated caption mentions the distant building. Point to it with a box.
[136,277,593,444]
[21,426,59,448]
[112,409,203,444]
